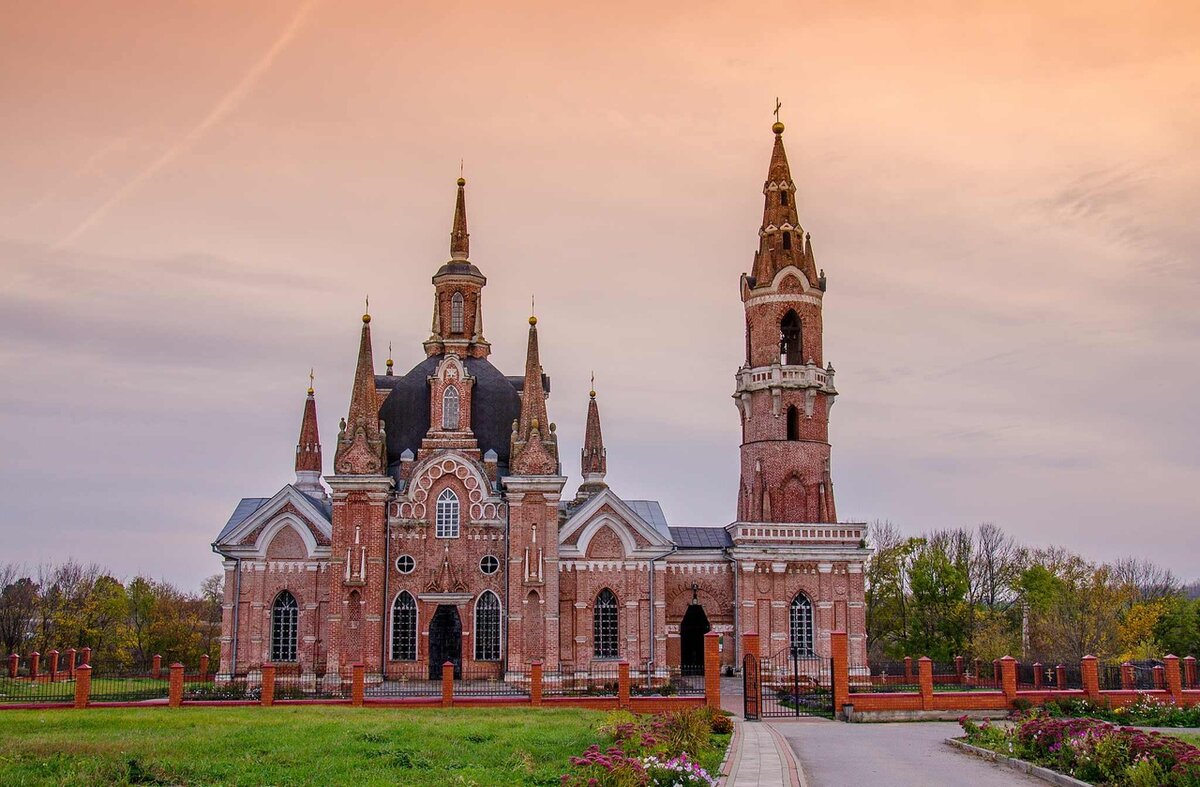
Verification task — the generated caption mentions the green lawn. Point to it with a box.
[0,705,608,785]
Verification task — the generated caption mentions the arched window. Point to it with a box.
[790,594,814,656]
[593,588,619,659]
[442,386,460,430]
[780,190,789,206]
[436,489,460,538]
[450,292,465,333]
[780,310,802,365]
[271,591,299,662]
[782,231,792,250]
[474,591,501,661]
[787,405,800,441]
[391,591,417,661]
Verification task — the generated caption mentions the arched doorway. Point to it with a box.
[679,603,711,674]
[428,604,462,679]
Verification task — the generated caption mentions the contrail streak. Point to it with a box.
[53,1,319,249]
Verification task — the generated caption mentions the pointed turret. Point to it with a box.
[750,121,819,288]
[294,375,325,495]
[333,311,388,476]
[576,379,607,500]
[449,177,469,260]
[509,314,558,475]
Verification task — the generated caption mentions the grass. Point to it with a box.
[0,705,607,785]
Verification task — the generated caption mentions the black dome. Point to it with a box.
[378,355,522,480]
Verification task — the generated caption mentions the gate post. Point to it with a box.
[1081,655,1100,701]
[441,661,454,707]
[830,631,849,718]
[1000,656,1017,706]
[917,657,933,710]
[703,633,721,710]
[742,631,761,664]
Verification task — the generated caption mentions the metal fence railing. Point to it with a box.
[89,672,171,703]
[0,675,76,704]
[454,665,528,697]
[541,664,621,697]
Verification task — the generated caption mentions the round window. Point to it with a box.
[480,555,499,575]
[396,555,415,574]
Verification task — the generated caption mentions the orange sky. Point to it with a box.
[1,1,1198,586]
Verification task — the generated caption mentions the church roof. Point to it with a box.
[669,526,733,549]
[379,354,539,478]
[624,500,671,538]
[215,491,332,545]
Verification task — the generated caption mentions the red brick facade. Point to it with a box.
[213,121,870,680]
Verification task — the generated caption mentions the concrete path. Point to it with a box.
[723,719,802,786]
[773,720,1044,786]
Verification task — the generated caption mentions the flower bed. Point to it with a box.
[561,708,732,786]
[960,714,1200,786]
[1039,695,1200,727]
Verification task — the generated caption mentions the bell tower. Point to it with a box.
[424,177,491,359]
[734,120,839,524]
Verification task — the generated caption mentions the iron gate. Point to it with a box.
[743,649,834,719]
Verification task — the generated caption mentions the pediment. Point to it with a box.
[214,485,331,558]
[559,489,673,558]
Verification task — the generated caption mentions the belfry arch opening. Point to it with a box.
[786,405,800,441]
[780,310,802,365]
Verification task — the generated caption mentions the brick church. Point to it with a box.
[212,120,870,682]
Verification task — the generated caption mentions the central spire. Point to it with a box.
[450,176,469,260]
[750,120,820,289]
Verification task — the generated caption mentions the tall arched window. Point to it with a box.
[442,386,460,430]
[780,310,802,365]
[391,591,417,661]
[593,588,619,659]
[271,591,299,662]
[474,591,501,661]
[450,292,465,333]
[790,594,814,656]
[436,489,460,538]
[786,405,800,441]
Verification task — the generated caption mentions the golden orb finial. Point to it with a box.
[529,315,537,326]
[362,313,371,324]
[457,177,465,187]
[772,121,785,135]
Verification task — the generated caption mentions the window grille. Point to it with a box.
[442,387,460,430]
[436,489,460,538]
[271,591,299,662]
[479,555,499,575]
[451,292,465,333]
[790,594,814,656]
[396,555,415,574]
[391,591,417,661]
[474,591,501,661]
[593,588,619,659]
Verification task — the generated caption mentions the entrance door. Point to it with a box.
[679,604,712,673]
[428,604,462,679]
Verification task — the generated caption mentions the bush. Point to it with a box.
[563,709,726,786]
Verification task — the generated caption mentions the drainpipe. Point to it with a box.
[647,546,677,669]
[382,514,391,677]
[725,547,738,670]
[503,487,511,673]
[211,545,241,676]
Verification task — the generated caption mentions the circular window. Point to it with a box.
[480,555,499,575]
[396,555,415,574]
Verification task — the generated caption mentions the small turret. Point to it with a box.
[294,372,325,495]
[509,314,558,475]
[333,310,388,476]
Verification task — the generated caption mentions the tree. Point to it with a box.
[0,565,38,654]
[906,544,970,660]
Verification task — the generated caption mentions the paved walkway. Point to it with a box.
[774,720,1044,786]
[724,719,802,786]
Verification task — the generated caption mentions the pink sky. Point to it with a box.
[1,1,1197,587]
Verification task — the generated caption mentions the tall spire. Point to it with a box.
[294,372,325,495]
[751,119,819,287]
[450,176,469,261]
[509,313,559,475]
[578,376,607,497]
[333,309,388,476]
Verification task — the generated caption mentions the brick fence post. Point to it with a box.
[81,647,91,667]
[1032,662,1043,690]
[1000,656,1017,706]
[742,631,761,666]
[1185,656,1196,689]
[903,656,913,684]
[152,654,162,680]
[618,661,631,709]
[1152,665,1165,691]
[441,662,454,707]
[168,663,183,707]
[66,648,76,679]
[830,631,849,717]
[1164,655,1182,701]
[954,655,964,685]
[29,651,40,680]
[48,650,60,682]
[704,632,721,710]
[261,663,276,707]
[74,663,91,709]
[1120,662,1134,690]
[1056,664,1067,691]
[7,653,17,678]
[1081,655,1100,701]
[973,658,982,685]
[918,657,933,710]
[352,664,365,707]
[530,661,543,707]
[199,654,209,680]
[741,632,761,720]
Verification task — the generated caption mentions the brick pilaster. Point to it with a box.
[1164,655,1182,701]
[742,631,761,666]
[918,657,933,710]
[74,664,91,709]
[830,631,848,715]
[704,632,721,710]
[1081,655,1100,701]
[1000,656,1017,704]
[441,662,454,707]
[352,664,365,707]
[169,663,184,707]
[261,663,276,707]
[530,661,543,706]
[618,661,631,709]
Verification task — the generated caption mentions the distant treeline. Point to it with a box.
[0,561,220,670]
[866,521,1200,663]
